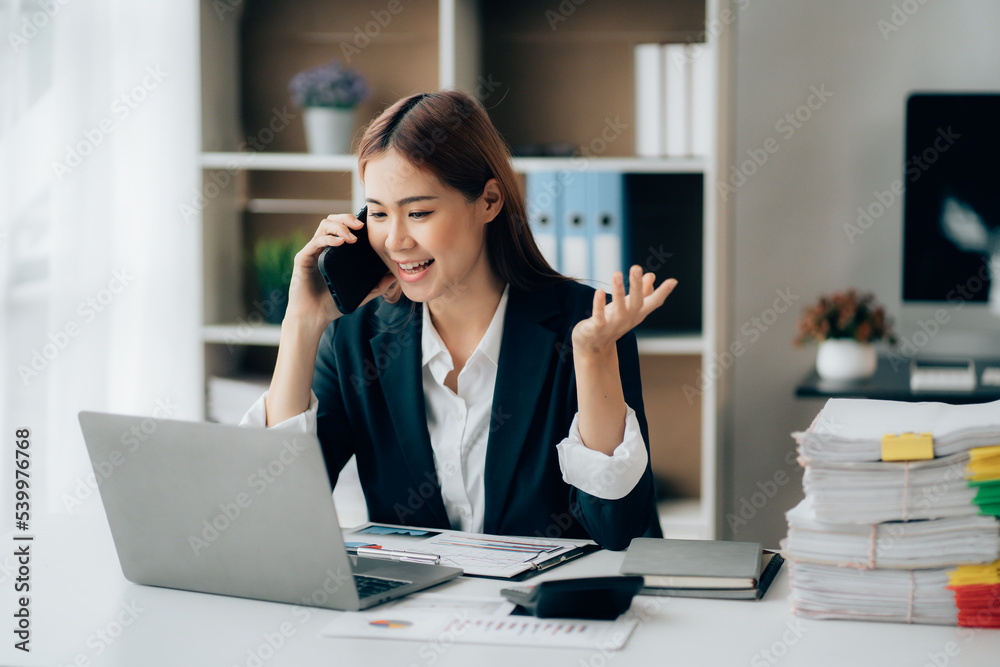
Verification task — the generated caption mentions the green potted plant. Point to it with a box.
[289,58,372,154]
[252,232,307,324]
[795,289,897,381]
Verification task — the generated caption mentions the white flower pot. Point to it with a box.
[303,106,355,154]
[815,339,877,381]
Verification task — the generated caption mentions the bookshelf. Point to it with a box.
[197,0,731,539]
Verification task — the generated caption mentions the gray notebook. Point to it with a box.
[619,538,762,589]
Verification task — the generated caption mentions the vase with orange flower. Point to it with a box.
[795,289,897,381]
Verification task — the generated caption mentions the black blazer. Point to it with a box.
[312,280,661,550]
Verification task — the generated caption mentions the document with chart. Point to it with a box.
[343,522,597,579]
[321,593,637,649]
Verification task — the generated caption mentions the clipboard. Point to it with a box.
[343,522,601,580]
[501,543,602,582]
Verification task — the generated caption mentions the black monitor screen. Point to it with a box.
[902,93,1000,303]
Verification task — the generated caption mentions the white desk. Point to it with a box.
[3,514,999,667]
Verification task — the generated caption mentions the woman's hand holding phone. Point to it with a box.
[265,209,395,426]
[286,210,394,332]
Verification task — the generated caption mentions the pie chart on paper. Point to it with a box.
[368,619,413,629]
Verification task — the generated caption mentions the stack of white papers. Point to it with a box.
[784,497,1000,569]
[789,561,958,626]
[785,397,1000,626]
[795,398,1000,463]
[801,452,977,523]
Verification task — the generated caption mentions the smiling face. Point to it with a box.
[363,149,503,307]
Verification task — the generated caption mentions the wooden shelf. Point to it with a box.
[204,324,704,356]
[637,334,704,355]
[200,152,357,172]
[512,156,707,174]
[201,152,707,175]
[246,198,352,215]
[203,324,282,347]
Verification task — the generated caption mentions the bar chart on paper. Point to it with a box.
[321,594,638,649]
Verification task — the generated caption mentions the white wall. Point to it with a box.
[724,0,1000,545]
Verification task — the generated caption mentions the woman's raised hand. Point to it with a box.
[572,266,677,356]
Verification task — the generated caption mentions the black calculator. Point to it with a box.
[500,576,645,619]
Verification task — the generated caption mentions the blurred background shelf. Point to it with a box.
[200,152,357,171]
[636,334,704,355]
[202,324,282,347]
[202,152,708,174]
[658,497,708,540]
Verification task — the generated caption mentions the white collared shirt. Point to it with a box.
[241,286,648,532]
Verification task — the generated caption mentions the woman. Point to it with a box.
[243,90,676,550]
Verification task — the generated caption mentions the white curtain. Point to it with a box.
[0,0,201,514]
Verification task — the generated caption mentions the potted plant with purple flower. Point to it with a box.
[289,59,371,154]
[795,289,897,381]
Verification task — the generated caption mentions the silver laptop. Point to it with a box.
[78,411,462,610]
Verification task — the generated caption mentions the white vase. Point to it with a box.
[303,106,355,154]
[815,339,877,381]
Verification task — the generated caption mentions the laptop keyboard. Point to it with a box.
[354,574,408,598]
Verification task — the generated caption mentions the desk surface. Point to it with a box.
[796,356,1000,403]
[4,514,1000,667]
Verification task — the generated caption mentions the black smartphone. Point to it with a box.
[317,206,390,314]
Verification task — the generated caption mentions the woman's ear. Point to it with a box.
[480,178,504,224]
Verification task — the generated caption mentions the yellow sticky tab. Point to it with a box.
[970,445,1000,461]
[881,432,934,461]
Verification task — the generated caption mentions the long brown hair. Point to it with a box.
[357,90,566,293]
